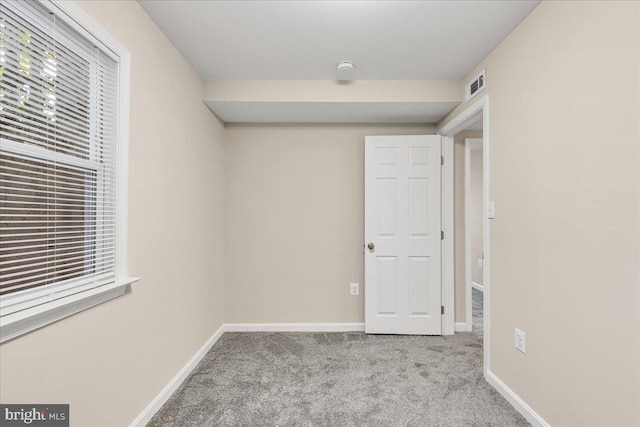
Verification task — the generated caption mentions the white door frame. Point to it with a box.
[437,95,490,374]
[465,137,483,332]
[439,124,455,336]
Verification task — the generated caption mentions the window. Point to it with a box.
[0,0,135,342]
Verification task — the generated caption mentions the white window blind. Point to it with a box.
[0,0,118,308]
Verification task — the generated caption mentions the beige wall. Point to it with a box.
[0,1,227,426]
[2,1,638,426]
[441,2,640,426]
[224,124,434,323]
[204,80,460,103]
[470,147,483,286]
[453,130,482,322]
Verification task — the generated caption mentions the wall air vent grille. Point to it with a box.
[465,69,486,102]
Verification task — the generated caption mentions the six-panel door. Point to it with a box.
[364,135,442,335]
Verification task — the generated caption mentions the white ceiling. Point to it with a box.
[139,0,538,123]
[139,0,540,81]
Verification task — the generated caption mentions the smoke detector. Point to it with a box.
[337,60,354,77]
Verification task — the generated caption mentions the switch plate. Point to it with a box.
[487,201,496,219]
[477,258,483,268]
[515,328,526,353]
[350,283,359,296]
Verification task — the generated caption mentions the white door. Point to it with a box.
[365,135,442,335]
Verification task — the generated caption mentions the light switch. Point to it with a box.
[487,201,495,219]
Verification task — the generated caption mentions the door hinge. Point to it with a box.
[441,156,444,165]
[441,230,444,240]
[441,306,445,315]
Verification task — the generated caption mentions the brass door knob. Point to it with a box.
[367,243,375,250]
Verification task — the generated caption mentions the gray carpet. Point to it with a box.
[148,330,529,426]
[472,288,484,339]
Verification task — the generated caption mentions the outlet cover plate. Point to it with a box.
[350,283,359,296]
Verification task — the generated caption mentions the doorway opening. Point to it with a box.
[465,136,484,338]
[438,95,490,374]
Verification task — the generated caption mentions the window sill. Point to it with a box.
[0,277,140,344]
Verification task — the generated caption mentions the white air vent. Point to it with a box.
[464,69,486,102]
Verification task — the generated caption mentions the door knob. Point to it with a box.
[367,242,375,250]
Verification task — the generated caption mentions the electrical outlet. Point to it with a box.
[350,283,359,296]
[515,328,526,353]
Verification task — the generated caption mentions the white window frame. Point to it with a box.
[0,0,138,343]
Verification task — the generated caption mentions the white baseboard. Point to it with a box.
[224,322,365,332]
[130,322,364,425]
[485,370,550,427]
[471,281,484,292]
[129,324,225,427]
[454,322,470,332]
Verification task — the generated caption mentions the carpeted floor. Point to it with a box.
[472,287,484,338]
[148,329,528,426]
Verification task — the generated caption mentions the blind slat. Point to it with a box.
[1,248,116,269]
[1,255,116,280]
[0,236,116,256]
